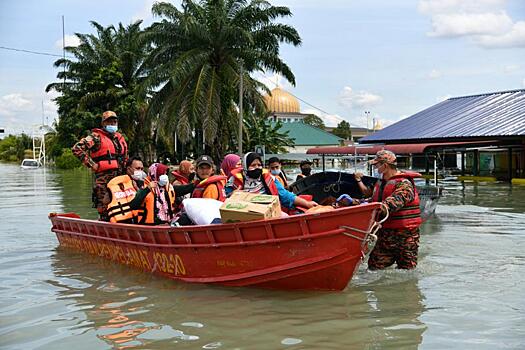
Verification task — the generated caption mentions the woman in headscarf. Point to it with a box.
[172,160,194,185]
[220,154,241,179]
[129,163,194,224]
[225,152,318,211]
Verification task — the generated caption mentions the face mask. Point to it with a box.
[246,168,262,179]
[270,169,280,176]
[132,170,147,181]
[159,174,169,187]
[301,167,311,176]
[104,125,118,134]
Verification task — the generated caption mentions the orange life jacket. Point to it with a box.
[107,175,138,223]
[192,175,227,201]
[172,171,189,185]
[90,128,128,173]
[372,172,422,229]
[276,172,288,188]
[230,168,279,196]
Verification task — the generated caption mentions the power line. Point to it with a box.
[0,45,73,58]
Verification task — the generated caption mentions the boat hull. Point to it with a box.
[49,203,382,291]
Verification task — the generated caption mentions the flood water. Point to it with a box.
[1,162,524,349]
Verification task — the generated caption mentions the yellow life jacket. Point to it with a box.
[107,175,139,223]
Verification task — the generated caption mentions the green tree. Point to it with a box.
[0,134,32,162]
[302,114,325,130]
[332,120,352,140]
[46,21,153,159]
[243,113,295,154]
[143,0,301,160]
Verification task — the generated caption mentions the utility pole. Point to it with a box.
[62,15,66,89]
[238,60,244,155]
[364,110,370,134]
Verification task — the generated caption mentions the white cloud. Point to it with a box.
[418,0,505,16]
[475,21,525,48]
[418,0,525,48]
[0,94,33,116]
[522,78,525,87]
[428,12,513,37]
[255,71,294,91]
[338,86,383,110]
[54,34,81,49]
[301,108,345,127]
[428,69,442,79]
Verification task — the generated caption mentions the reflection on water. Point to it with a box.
[1,163,524,349]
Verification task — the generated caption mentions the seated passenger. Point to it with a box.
[192,155,227,201]
[106,156,147,224]
[129,163,194,225]
[172,160,194,185]
[220,154,241,178]
[267,156,288,189]
[226,152,318,211]
[296,160,313,181]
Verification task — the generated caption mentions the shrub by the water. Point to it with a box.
[55,148,81,169]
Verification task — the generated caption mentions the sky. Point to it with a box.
[0,0,524,135]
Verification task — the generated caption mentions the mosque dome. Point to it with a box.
[264,87,300,113]
[373,119,383,131]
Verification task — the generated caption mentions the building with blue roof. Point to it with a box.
[360,89,525,181]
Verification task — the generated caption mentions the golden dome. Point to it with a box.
[264,87,300,113]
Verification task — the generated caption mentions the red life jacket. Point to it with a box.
[172,171,189,185]
[90,128,128,173]
[372,172,422,229]
[192,175,227,201]
[230,168,279,196]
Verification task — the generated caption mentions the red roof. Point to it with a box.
[306,141,496,155]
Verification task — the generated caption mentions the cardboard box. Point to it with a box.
[220,192,281,223]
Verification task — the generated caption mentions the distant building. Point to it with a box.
[263,87,342,153]
[263,87,317,123]
[361,89,525,181]
[276,122,343,153]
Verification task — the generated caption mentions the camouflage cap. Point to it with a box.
[101,110,118,121]
[369,150,397,165]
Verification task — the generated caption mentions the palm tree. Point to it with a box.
[243,112,295,154]
[143,0,301,160]
[46,21,152,158]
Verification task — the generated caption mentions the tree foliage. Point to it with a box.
[302,114,325,130]
[143,0,301,160]
[332,120,352,140]
[243,113,295,154]
[46,21,152,159]
[46,0,302,163]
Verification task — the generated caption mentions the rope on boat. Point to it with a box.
[323,171,342,193]
[340,204,389,261]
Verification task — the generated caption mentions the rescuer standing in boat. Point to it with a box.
[366,150,422,270]
[72,111,128,221]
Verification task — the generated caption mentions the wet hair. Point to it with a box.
[267,157,280,165]
[126,156,143,168]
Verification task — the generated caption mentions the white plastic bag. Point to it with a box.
[182,198,223,225]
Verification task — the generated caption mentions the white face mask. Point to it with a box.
[159,174,169,187]
[132,170,147,181]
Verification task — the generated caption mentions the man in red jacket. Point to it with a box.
[72,111,128,220]
[367,150,422,270]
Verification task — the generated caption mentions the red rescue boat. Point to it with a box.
[49,203,382,291]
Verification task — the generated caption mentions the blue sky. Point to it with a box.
[0,0,524,135]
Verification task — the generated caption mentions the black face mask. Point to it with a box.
[301,167,311,176]
[246,168,262,179]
